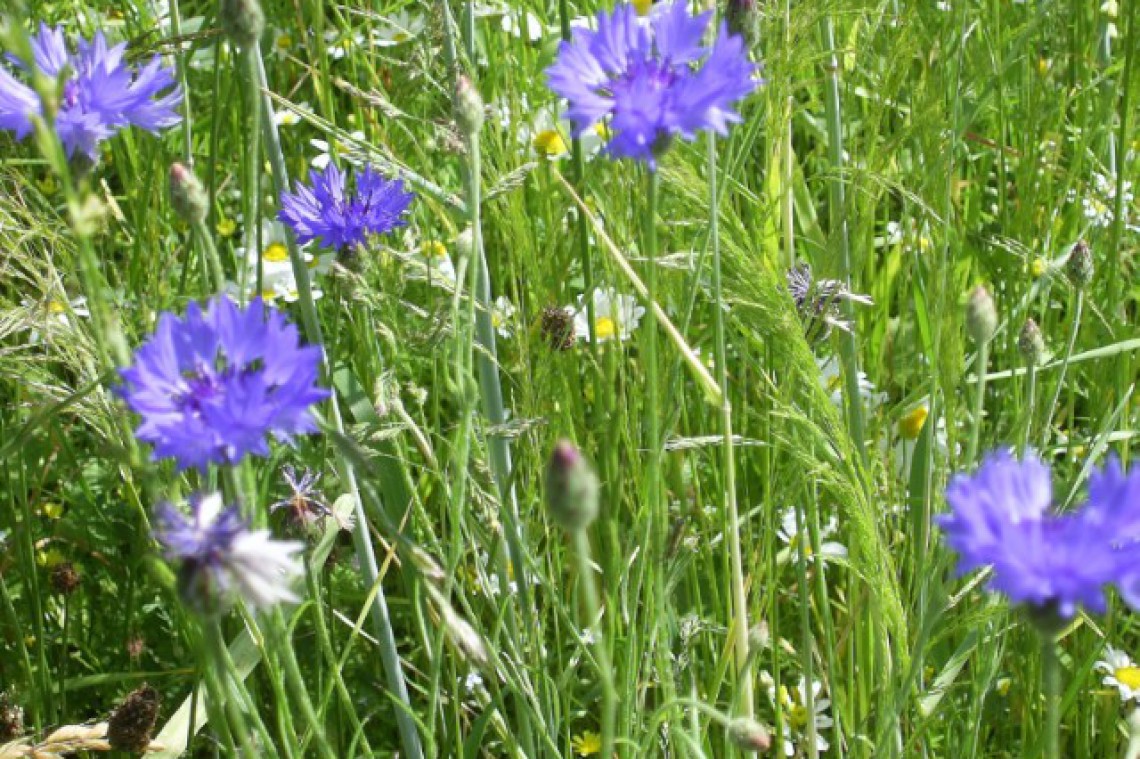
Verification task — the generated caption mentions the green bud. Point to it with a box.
[544,440,599,532]
[169,163,209,225]
[1066,239,1093,289]
[219,0,265,48]
[1018,318,1046,366]
[726,0,762,53]
[454,75,485,137]
[965,285,998,344]
[727,716,772,753]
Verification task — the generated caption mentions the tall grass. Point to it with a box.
[0,0,1138,755]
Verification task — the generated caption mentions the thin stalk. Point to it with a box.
[795,503,818,759]
[191,216,227,293]
[573,530,617,759]
[1041,633,1061,759]
[204,621,258,757]
[1021,362,1038,455]
[708,136,753,718]
[1041,292,1083,444]
[271,610,338,759]
[557,0,598,349]
[249,46,425,759]
[819,16,867,465]
[642,167,677,728]
[966,339,990,465]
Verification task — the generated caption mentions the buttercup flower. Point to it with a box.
[119,295,329,470]
[0,24,182,159]
[279,163,413,252]
[937,450,1140,617]
[546,1,759,165]
[155,492,304,613]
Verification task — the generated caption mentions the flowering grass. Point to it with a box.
[0,0,1138,756]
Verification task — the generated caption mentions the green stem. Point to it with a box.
[249,45,425,759]
[819,16,867,466]
[966,339,990,465]
[1041,633,1061,759]
[708,136,753,718]
[573,530,617,759]
[1021,362,1038,456]
[271,609,338,759]
[1041,292,1083,445]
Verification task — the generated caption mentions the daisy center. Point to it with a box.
[47,300,67,315]
[594,316,617,340]
[533,129,568,156]
[394,31,409,42]
[789,704,810,730]
[899,406,929,440]
[1116,666,1140,690]
[263,242,290,263]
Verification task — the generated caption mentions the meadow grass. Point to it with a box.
[0,0,1138,756]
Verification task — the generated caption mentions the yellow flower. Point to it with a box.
[1030,257,1047,278]
[533,129,569,157]
[36,547,65,568]
[263,242,290,263]
[421,240,448,259]
[898,406,929,441]
[571,731,602,756]
[217,217,238,238]
[37,501,64,519]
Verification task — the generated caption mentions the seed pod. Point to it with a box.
[50,562,81,596]
[1066,240,1093,289]
[545,440,600,532]
[1018,318,1046,366]
[219,0,266,48]
[169,163,209,225]
[107,685,161,754]
[966,286,998,344]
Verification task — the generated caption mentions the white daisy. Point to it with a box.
[323,29,366,61]
[570,287,645,343]
[816,355,886,412]
[777,508,848,563]
[770,678,833,757]
[310,131,367,170]
[274,102,311,128]
[516,103,607,161]
[1097,647,1140,701]
[372,9,426,46]
[491,295,516,338]
[499,9,546,41]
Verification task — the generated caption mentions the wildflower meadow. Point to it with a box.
[0,0,1138,755]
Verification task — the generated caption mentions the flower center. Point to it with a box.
[394,31,409,42]
[47,300,67,315]
[1116,666,1140,689]
[789,704,810,730]
[62,80,80,109]
[595,316,617,340]
[533,129,568,156]
[263,242,290,263]
[899,406,929,440]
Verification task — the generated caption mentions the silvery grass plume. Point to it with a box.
[155,492,304,614]
[0,23,181,160]
[785,262,872,342]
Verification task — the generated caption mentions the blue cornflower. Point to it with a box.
[546,1,759,165]
[0,24,182,159]
[156,492,304,613]
[119,295,329,470]
[278,163,413,252]
[937,450,1140,618]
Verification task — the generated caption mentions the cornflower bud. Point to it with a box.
[1066,240,1094,289]
[545,440,600,532]
[169,163,209,225]
[454,75,485,137]
[965,285,998,344]
[219,0,266,48]
[727,716,772,753]
[1019,318,1047,366]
